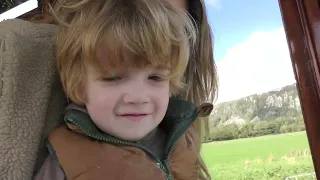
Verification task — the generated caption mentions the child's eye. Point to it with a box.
[149,75,165,81]
[102,76,121,81]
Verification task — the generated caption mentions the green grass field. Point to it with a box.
[201,131,315,180]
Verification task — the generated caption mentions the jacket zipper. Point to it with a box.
[162,112,199,180]
[165,112,198,159]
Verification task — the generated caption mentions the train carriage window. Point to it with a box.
[201,0,318,179]
[2,0,320,179]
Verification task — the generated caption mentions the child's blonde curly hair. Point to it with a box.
[51,0,196,104]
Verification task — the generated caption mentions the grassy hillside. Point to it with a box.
[201,132,315,180]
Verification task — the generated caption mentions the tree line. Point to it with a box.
[207,115,305,141]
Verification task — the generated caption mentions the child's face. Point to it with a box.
[84,66,170,141]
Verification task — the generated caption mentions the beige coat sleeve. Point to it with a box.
[0,19,67,180]
[33,154,66,180]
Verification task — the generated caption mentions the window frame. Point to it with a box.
[279,0,320,177]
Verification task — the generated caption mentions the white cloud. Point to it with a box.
[205,0,221,9]
[216,27,296,104]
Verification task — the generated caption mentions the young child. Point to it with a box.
[34,0,213,180]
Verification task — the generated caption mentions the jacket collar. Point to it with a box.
[63,98,212,159]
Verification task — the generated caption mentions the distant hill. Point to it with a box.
[207,83,305,141]
[210,83,301,126]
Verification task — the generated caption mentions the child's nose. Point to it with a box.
[123,92,149,104]
[122,83,149,104]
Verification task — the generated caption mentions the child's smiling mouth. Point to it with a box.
[118,113,150,121]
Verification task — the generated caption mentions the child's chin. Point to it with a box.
[120,133,146,142]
